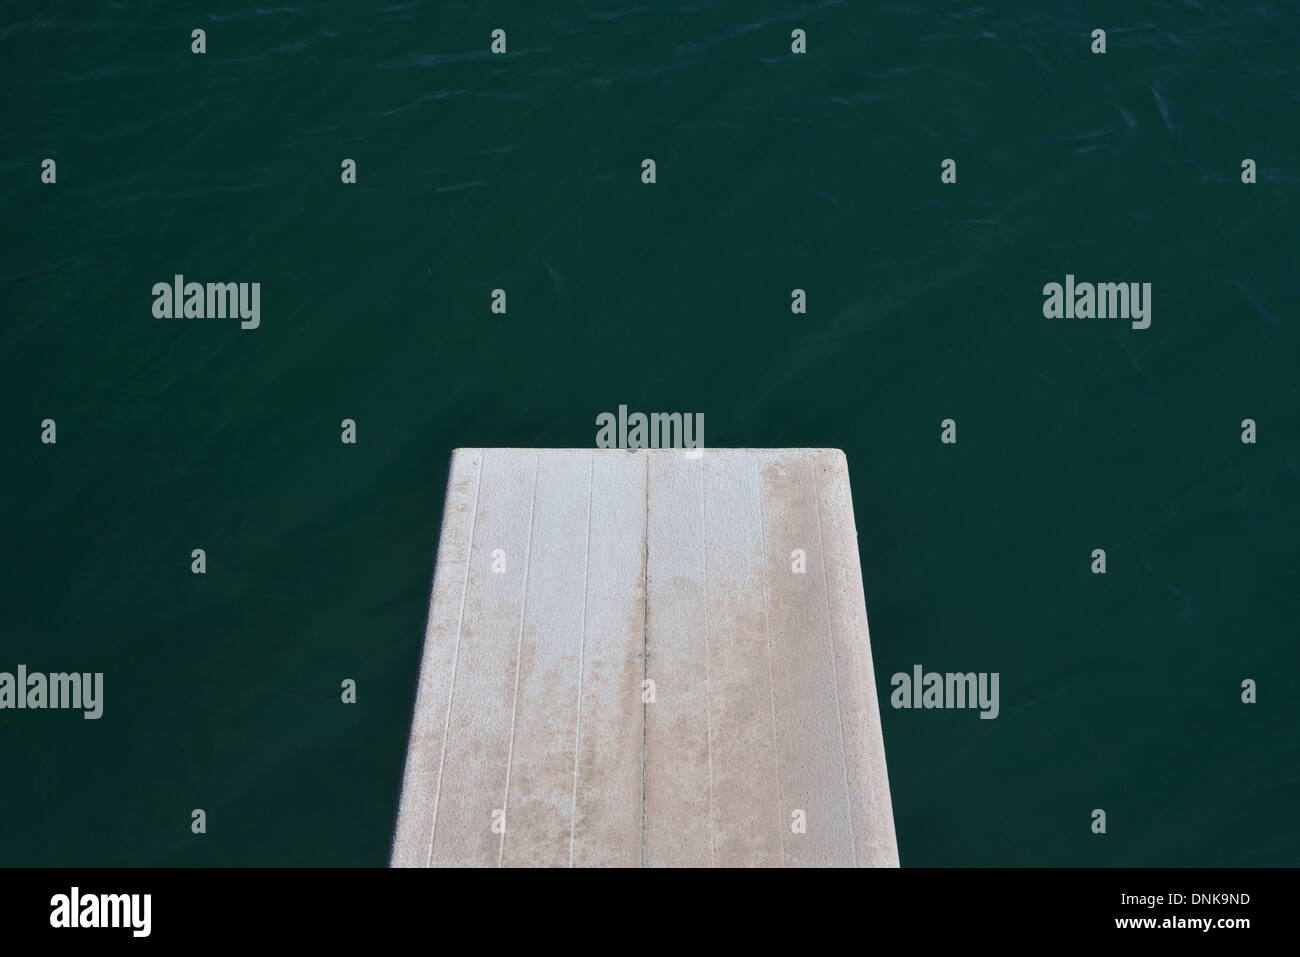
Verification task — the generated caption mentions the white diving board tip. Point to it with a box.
[391,448,899,868]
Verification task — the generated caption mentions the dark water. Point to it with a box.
[2,1,1296,866]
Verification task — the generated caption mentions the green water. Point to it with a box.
[2,1,1297,866]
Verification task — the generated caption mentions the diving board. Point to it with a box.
[390,448,899,868]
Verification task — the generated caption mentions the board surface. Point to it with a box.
[391,448,898,867]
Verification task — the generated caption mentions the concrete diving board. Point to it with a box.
[391,448,899,867]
